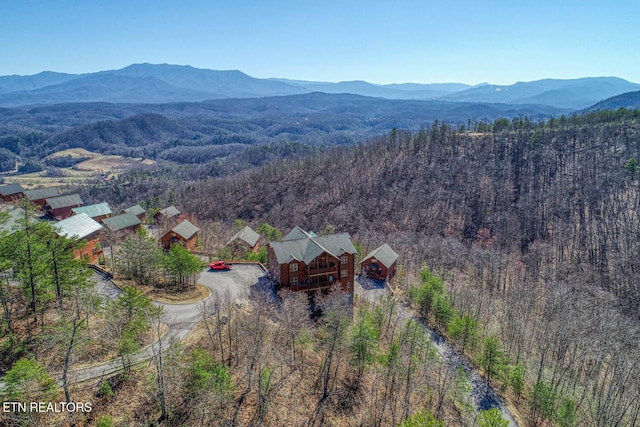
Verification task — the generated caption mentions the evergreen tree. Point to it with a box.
[116,232,161,286]
[480,335,507,383]
[478,408,509,427]
[162,244,202,290]
[4,205,52,323]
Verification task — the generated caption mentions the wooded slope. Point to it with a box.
[89,110,640,314]
[79,109,640,425]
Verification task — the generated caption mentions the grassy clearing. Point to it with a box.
[43,147,101,160]
[3,149,154,188]
[73,155,154,173]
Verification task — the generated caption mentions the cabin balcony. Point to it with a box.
[308,265,338,276]
[287,277,335,291]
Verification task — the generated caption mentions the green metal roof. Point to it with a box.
[102,213,141,232]
[24,187,60,201]
[46,194,83,210]
[72,202,112,218]
[227,225,260,247]
[0,208,25,235]
[54,213,103,240]
[170,219,199,240]
[0,183,25,196]
[124,204,146,216]
[270,227,357,265]
[361,244,399,268]
[156,205,180,218]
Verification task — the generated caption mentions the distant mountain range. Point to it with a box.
[583,90,640,111]
[1,63,638,110]
[443,78,640,109]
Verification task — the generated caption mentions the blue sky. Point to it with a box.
[1,0,638,85]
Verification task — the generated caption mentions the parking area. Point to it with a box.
[355,275,389,303]
[198,263,265,301]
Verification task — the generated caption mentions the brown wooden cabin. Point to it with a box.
[54,213,104,263]
[226,225,260,257]
[124,204,147,222]
[44,194,84,220]
[161,219,199,250]
[72,202,112,223]
[267,227,357,293]
[0,183,25,203]
[360,244,399,282]
[154,205,180,225]
[102,213,142,235]
[24,187,61,209]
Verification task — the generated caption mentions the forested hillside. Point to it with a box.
[0,93,566,173]
[90,109,640,314]
[83,109,640,425]
[585,90,640,111]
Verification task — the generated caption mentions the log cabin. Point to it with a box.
[24,187,61,209]
[360,243,399,282]
[226,225,260,257]
[72,202,113,223]
[53,213,104,263]
[44,194,84,220]
[161,219,199,250]
[0,183,25,203]
[267,227,357,293]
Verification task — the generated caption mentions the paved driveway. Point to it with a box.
[96,264,264,340]
[73,264,265,383]
[163,264,264,339]
[198,263,264,301]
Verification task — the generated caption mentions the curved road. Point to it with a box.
[73,265,264,384]
[75,267,518,426]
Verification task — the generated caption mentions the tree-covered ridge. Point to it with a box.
[91,110,640,307]
[92,109,640,310]
[1,108,639,425]
[80,109,640,425]
[0,93,567,174]
[0,208,507,426]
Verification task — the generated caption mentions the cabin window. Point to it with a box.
[341,269,348,278]
[341,255,348,264]
[290,263,298,272]
[290,277,298,286]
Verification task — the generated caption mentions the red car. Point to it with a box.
[209,261,231,271]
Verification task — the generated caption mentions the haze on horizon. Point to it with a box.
[1,0,638,86]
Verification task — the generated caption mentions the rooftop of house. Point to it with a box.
[169,219,199,240]
[361,243,399,268]
[102,213,141,232]
[0,183,25,196]
[227,225,260,247]
[54,212,103,240]
[124,204,146,216]
[0,207,25,235]
[46,194,84,210]
[282,226,318,241]
[24,187,60,201]
[270,227,357,265]
[156,205,180,218]
[72,202,112,219]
